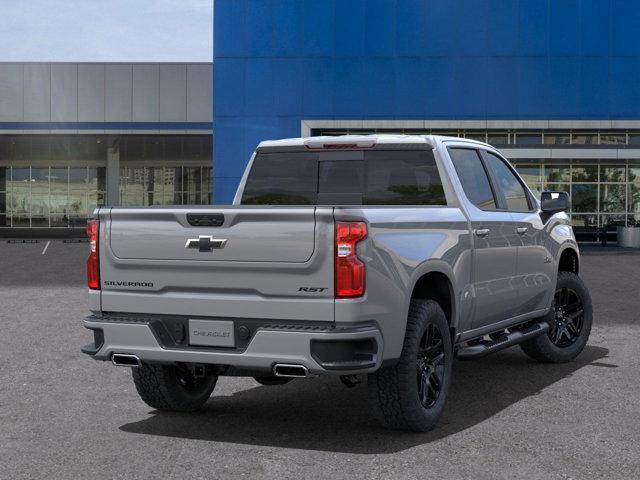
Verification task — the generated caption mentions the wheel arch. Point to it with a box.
[408,261,458,336]
[558,246,579,275]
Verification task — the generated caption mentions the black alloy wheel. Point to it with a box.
[550,286,584,348]
[417,323,445,409]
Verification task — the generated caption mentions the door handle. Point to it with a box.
[516,226,528,235]
[474,228,490,237]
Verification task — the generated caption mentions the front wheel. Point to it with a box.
[520,271,593,363]
[368,299,453,432]
[132,363,217,412]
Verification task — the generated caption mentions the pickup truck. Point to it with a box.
[82,135,592,432]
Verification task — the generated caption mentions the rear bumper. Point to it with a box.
[82,316,383,376]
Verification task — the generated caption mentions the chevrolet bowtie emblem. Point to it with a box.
[185,235,227,252]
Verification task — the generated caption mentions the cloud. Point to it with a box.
[0,0,213,62]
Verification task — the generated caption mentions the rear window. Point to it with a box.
[241,150,447,206]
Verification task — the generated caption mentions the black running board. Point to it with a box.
[456,321,550,360]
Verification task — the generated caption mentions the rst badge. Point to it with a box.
[185,235,227,252]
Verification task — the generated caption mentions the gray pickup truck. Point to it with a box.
[82,135,592,431]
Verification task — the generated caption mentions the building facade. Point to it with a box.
[0,62,212,235]
[213,0,640,241]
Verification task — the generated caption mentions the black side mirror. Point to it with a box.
[541,191,570,214]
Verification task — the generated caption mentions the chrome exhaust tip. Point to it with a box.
[273,363,309,378]
[111,353,141,367]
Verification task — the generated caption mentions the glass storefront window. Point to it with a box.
[600,184,626,212]
[544,165,571,183]
[600,214,626,227]
[543,132,570,145]
[571,165,598,182]
[464,131,486,142]
[629,182,640,217]
[487,132,509,145]
[515,133,542,145]
[571,184,598,212]
[600,133,626,145]
[546,183,571,196]
[571,214,598,228]
[572,133,598,144]
[600,166,626,183]
[0,135,210,228]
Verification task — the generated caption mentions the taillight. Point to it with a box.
[86,219,100,290]
[335,221,367,298]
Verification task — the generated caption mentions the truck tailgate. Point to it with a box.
[98,207,335,322]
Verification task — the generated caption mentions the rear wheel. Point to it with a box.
[520,271,592,363]
[368,300,453,432]
[132,363,217,412]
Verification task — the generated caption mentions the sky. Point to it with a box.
[0,0,213,62]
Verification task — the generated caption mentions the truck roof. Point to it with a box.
[257,134,490,150]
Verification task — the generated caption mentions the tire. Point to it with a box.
[132,363,217,412]
[520,271,593,363]
[368,299,453,432]
[253,376,293,386]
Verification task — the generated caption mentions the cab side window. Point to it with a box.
[481,151,531,211]
[448,148,498,210]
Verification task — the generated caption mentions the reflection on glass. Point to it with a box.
[543,133,570,145]
[68,192,87,217]
[515,134,542,145]
[571,133,598,144]
[515,165,541,184]
[12,215,30,227]
[464,131,486,142]
[545,183,570,195]
[31,216,48,227]
[571,184,598,212]
[600,166,626,183]
[50,194,70,214]
[600,134,626,145]
[600,184,626,212]
[10,168,30,191]
[50,213,69,227]
[487,133,509,145]
[69,168,88,190]
[629,184,640,215]
[544,165,570,183]
[571,165,598,182]
[600,214,625,227]
[31,168,49,195]
[30,195,49,216]
[571,215,598,228]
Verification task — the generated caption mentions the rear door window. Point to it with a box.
[241,150,447,206]
[448,147,498,210]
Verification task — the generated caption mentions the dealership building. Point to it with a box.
[213,0,640,242]
[0,62,212,235]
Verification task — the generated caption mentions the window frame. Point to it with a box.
[446,146,500,212]
[479,148,537,213]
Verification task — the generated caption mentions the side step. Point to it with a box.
[456,321,550,360]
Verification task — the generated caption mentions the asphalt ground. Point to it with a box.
[0,241,639,479]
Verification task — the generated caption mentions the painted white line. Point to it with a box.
[41,241,51,255]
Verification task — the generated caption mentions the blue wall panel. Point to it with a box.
[214,0,640,203]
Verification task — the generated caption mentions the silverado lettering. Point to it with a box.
[103,281,154,287]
